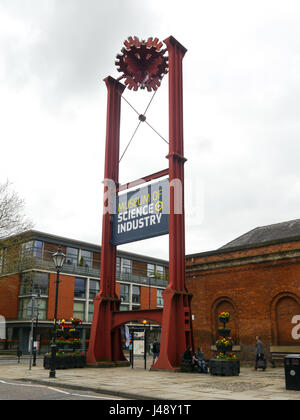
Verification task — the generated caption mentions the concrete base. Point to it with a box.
[86,360,130,368]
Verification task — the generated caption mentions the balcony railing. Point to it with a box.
[4,247,168,288]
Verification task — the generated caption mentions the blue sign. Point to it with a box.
[111,179,169,246]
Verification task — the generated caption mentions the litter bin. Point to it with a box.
[284,354,300,390]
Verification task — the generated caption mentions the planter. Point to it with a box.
[218,328,231,337]
[209,359,240,376]
[43,354,86,370]
[216,344,232,353]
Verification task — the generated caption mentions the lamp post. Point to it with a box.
[142,320,148,370]
[32,290,41,367]
[49,246,65,378]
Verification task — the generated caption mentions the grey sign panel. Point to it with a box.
[112,179,169,245]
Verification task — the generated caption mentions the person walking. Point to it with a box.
[151,338,160,366]
[255,336,266,370]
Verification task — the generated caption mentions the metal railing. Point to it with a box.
[3,247,168,288]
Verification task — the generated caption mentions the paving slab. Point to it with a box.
[0,357,300,400]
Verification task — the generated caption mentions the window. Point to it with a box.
[89,279,99,299]
[147,264,165,278]
[19,273,33,295]
[18,297,34,320]
[33,272,49,294]
[33,241,43,258]
[79,250,92,268]
[122,258,132,273]
[0,248,6,273]
[120,304,130,311]
[73,301,85,321]
[147,263,155,277]
[36,299,47,320]
[66,247,78,265]
[156,265,165,278]
[116,257,121,272]
[19,272,49,295]
[88,302,94,322]
[18,297,47,320]
[132,285,140,304]
[21,241,33,256]
[120,284,130,303]
[74,277,86,298]
[157,289,164,307]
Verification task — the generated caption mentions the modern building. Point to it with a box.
[0,230,168,354]
[186,218,300,361]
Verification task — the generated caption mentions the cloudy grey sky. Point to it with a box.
[1,0,300,260]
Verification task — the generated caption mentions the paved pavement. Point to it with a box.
[0,356,299,400]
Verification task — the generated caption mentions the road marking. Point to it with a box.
[0,379,124,399]
[47,386,70,394]
[71,392,117,400]
[0,379,47,388]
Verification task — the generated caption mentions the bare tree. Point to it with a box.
[0,180,33,239]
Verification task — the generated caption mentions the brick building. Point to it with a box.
[0,230,168,354]
[186,219,300,362]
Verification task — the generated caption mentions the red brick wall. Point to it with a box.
[186,246,300,361]
[0,273,20,319]
[47,273,74,321]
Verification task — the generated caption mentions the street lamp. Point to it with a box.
[32,290,41,367]
[142,320,148,370]
[49,246,65,378]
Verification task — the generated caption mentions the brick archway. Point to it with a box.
[211,296,239,345]
[270,292,300,345]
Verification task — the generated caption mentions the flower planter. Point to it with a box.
[216,344,233,353]
[211,311,239,375]
[209,359,240,376]
[43,354,85,370]
[218,328,231,337]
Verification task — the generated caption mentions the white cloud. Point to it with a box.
[1,0,300,259]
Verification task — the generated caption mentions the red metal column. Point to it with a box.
[152,36,194,370]
[86,76,126,365]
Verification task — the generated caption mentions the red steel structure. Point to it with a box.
[86,36,194,369]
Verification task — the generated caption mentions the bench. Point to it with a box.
[180,355,195,372]
[270,346,300,368]
[0,350,18,355]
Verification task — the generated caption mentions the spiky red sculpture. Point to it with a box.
[115,36,168,91]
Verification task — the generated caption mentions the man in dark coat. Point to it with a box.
[255,336,266,370]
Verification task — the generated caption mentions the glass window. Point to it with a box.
[74,277,86,298]
[19,272,49,295]
[147,264,155,277]
[18,297,34,319]
[33,241,43,258]
[73,301,85,321]
[120,284,129,303]
[132,285,140,304]
[18,297,47,320]
[22,241,33,255]
[0,248,6,273]
[116,257,121,272]
[89,279,99,299]
[66,247,78,265]
[79,250,92,268]
[88,302,94,322]
[156,265,165,277]
[19,273,33,295]
[122,258,132,273]
[157,289,164,307]
[32,272,49,294]
[36,299,47,320]
[120,304,130,311]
